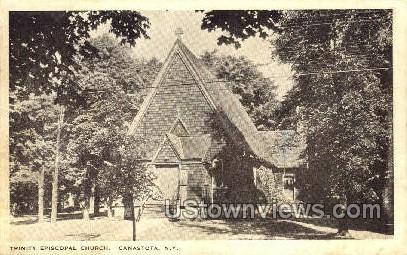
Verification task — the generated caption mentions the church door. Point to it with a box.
[152,165,180,202]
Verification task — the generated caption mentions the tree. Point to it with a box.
[200,11,282,49]
[272,10,392,235]
[66,34,158,220]
[10,11,150,97]
[201,10,393,235]
[200,51,279,129]
[106,135,155,240]
[136,57,163,87]
[10,11,150,223]
[9,91,60,219]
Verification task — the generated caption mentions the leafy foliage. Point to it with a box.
[200,11,282,48]
[9,10,151,216]
[66,34,157,209]
[102,135,155,200]
[200,51,279,130]
[272,10,392,205]
[9,11,150,103]
[9,92,60,214]
[201,10,392,208]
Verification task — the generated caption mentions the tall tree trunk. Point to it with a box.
[107,197,114,219]
[337,215,349,236]
[122,191,137,241]
[129,194,136,241]
[382,128,393,233]
[82,173,91,221]
[38,166,45,222]
[132,205,136,241]
[82,197,90,221]
[93,184,100,217]
[51,105,64,223]
[337,193,350,236]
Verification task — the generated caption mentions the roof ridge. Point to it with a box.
[173,40,271,164]
[128,39,217,134]
[258,129,297,133]
[175,39,218,81]
[128,39,306,167]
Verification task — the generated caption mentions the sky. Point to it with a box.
[93,11,294,99]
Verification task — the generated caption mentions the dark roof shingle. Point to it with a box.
[130,39,306,167]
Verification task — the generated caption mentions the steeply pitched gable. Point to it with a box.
[152,137,180,163]
[128,40,216,135]
[170,118,190,137]
[129,39,305,167]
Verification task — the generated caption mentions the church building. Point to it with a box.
[128,35,306,207]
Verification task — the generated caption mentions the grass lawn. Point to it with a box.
[9,212,392,241]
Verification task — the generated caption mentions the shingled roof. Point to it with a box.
[166,133,212,160]
[129,39,306,168]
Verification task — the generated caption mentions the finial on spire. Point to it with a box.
[175,27,184,40]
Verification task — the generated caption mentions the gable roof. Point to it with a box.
[128,39,216,135]
[151,135,181,163]
[167,133,212,160]
[169,117,190,137]
[129,39,305,167]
